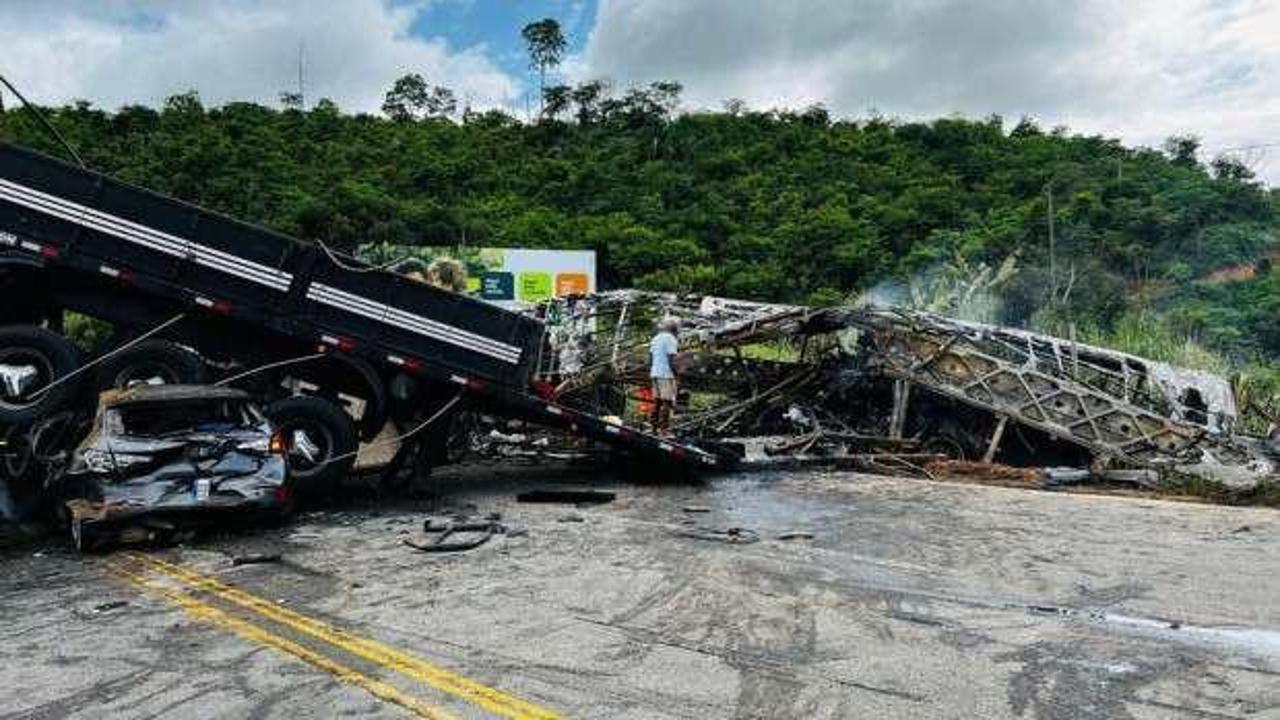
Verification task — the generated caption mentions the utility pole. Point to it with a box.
[1046,182,1056,302]
[297,41,306,109]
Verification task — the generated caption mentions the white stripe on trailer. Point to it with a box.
[545,405,564,416]
[99,265,120,278]
[0,180,291,289]
[308,283,522,362]
[194,296,215,308]
[0,179,293,291]
[306,283,503,358]
[19,240,41,253]
[0,179,281,276]
[306,283,523,364]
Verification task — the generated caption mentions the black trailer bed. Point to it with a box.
[0,143,731,469]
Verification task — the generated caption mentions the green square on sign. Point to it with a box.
[518,272,552,301]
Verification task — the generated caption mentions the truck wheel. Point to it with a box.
[0,325,81,424]
[95,339,208,390]
[266,396,358,497]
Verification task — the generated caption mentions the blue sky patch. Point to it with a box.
[408,0,595,78]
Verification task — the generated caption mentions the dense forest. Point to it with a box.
[1,79,1276,390]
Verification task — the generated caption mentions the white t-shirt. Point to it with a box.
[649,331,678,378]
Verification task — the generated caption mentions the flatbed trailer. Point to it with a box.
[0,143,726,486]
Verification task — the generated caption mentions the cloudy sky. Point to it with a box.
[2,0,1277,183]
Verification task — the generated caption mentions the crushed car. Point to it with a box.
[56,385,290,551]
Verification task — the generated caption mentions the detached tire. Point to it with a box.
[95,339,207,390]
[266,396,358,497]
[0,325,80,424]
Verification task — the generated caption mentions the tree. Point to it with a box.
[570,80,608,124]
[382,73,430,122]
[542,84,572,121]
[648,81,682,118]
[425,85,457,119]
[521,18,567,117]
[1164,134,1201,169]
[382,74,455,121]
[6,76,1276,369]
[1211,155,1254,183]
[163,90,204,116]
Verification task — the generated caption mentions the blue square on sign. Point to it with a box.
[481,272,514,300]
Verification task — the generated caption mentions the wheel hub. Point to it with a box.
[0,363,39,400]
[291,428,322,463]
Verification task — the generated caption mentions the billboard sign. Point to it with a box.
[358,244,596,308]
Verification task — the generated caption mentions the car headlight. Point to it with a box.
[237,432,285,455]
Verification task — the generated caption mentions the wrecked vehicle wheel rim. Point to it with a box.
[111,362,179,389]
[286,423,333,479]
[0,350,54,410]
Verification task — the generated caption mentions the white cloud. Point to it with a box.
[0,0,522,114]
[579,0,1280,183]
[4,1,1277,183]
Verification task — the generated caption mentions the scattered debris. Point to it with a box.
[1096,468,1160,488]
[674,526,760,544]
[231,553,282,566]
[777,531,815,541]
[1043,467,1092,485]
[92,600,128,613]
[404,515,508,553]
[681,505,711,513]
[925,460,1046,488]
[516,488,616,505]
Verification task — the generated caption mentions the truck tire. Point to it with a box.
[94,339,208,390]
[0,325,81,424]
[266,395,358,497]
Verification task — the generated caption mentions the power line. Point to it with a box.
[1205,141,1280,155]
[0,74,86,168]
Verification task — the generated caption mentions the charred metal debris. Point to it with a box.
[525,291,1277,490]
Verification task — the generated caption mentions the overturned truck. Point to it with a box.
[535,291,1278,489]
[0,143,727,526]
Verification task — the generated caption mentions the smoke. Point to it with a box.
[854,253,1020,324]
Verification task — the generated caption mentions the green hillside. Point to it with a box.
[2,88,1276,375]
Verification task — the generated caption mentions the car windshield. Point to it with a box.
[108,399,263,437]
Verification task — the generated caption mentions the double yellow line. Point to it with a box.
[106,552,561,720]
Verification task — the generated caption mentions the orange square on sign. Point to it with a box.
[555,273,589,296]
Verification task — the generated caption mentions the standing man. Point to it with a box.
[649,317,680,435]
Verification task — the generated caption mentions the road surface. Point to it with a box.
[2,467,1277,718]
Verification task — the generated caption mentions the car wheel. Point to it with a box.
[95,339,207,390]
[0,325,81,424]
[266,395,358,497]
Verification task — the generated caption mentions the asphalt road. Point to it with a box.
[2,467,1278,719]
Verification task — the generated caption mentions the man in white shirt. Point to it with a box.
[649,317,680,435]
